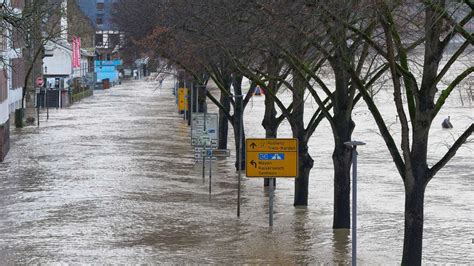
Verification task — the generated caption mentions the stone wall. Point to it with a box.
[0,119,10,162]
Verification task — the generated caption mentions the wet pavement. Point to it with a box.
[0,79,472,264]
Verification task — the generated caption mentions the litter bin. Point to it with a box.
[102,78,110,89]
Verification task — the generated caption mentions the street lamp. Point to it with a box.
[230,94,244,217]
[344,140,366,266]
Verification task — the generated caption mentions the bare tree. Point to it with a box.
[340,1,473,263]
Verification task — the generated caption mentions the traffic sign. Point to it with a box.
[245,138,298,177]
[191,113,218,146]
[36,76,44,87]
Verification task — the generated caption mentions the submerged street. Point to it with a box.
[0,80,472,264]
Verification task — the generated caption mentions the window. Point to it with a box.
[0,29,6,52]
[96,3,105,10]
[96,17,103,25]
[12,28,24,49]
[0,68,7,102]
[11,58,25,90]
[109,34,120,48]
[95,34,103,46]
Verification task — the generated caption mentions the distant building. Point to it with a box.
[0,0,26,162]
[42,0,95,90]
[75,0,123,83]
[75,0,122,60]
[43,40,94,88]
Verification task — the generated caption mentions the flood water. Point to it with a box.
[0,79,472,264]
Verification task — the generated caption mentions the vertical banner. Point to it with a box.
[72,36,81,68]
[71,37,77,69]
[77,37,81,68]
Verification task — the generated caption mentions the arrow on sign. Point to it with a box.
[250,160,257,168]
[250,143,257,149]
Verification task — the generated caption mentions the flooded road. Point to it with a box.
[0,79,472,264]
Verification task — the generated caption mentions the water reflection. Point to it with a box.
[332,229,350,264]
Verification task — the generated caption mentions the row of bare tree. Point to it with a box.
[113,1,473,264]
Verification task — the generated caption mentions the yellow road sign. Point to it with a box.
[178,88,188,111]
[246,138,298,178]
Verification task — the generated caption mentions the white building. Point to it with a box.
[43,40,93,89]
[1,0,25,162]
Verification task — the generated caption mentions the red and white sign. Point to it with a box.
[72,36,81,68]
[36,76,44,87]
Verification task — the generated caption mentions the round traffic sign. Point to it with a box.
[36,76,44,87]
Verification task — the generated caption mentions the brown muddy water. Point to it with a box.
[0,79,472,264]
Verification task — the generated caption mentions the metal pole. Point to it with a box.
[195,84,199,112]
[209,149,212,194]
[202,143,206,181]
[352,147,358,266]
[344,140,365,266]
[202,86,208,183]
[46,89,49,120]
[184,81,187,121]
[190,82,194,114]
[269,178,274,226]
[237,95,243,217]
[37,90,40,126]
[203,87,207,131]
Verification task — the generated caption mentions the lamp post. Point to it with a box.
[230,94,244,217]
[344,140,366,266]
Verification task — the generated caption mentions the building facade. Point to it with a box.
[75,0,123,83]
[75,0,122,60]
[0,0,26,162]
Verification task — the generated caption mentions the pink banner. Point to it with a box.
[71,37,76,68]
[72,37,81,68]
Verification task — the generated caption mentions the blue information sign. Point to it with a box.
[258,153,285,160]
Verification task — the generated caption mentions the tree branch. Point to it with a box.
[428,123,474,180]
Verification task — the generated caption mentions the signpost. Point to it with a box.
[194,143,229,195]
[246,138,298,226]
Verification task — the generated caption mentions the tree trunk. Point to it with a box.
[262,90,278,187]
[332,130,353,228]
[331,63,355,228]
[329,29,356,227]
[197,84,207,113]
[218,80,231,150]
[233,115,246,170]
[232,75,245,170]
[294,141,313,206]
[401,180,426,265]
[292,70,313,206]
[186,86,191,126]
[263,58,281,187]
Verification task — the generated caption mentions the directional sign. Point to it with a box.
[178,87,188,112]
[246,138,298,178]
[191,113,218,146]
